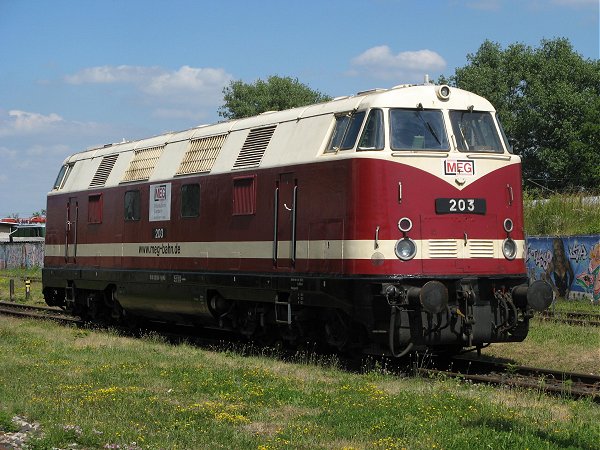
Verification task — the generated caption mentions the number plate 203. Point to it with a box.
[435,198,486,214]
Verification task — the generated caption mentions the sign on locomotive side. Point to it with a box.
[149,183,171,222]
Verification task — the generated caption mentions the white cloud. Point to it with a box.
[65,64,232,108]
[143,66,230,95]
[0,109,116,139]
[0,110,63,136]
[64,65,163,84]
[350,46,446,82]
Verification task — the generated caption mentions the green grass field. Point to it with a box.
[0,315,599,449]
[0,269,599,448]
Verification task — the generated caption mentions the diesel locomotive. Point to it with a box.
[42,83,553,356]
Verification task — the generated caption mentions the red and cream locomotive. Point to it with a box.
[42,83,552,356]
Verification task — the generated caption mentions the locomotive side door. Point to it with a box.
[274,173,297,269]
[65,196,79,264]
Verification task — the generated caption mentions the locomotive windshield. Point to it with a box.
[357,109,384,151]
[449,110,504,153]
[389,109,449,151]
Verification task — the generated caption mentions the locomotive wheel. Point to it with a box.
[323,310,349,350]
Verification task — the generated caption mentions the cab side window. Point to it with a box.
[326,111,366,152]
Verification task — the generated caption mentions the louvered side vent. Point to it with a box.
[89,154,118,188]
[467,240,495,258]
[428,240,459,259]
[121,145,164,182]
[233,125,276,170]
[176,134,228,175]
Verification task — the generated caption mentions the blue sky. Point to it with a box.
[0,0,598,217]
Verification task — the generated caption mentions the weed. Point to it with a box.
[524,192,600,235]
[0,410,19,433]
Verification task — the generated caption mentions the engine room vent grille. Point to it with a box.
[233,125,276,170]
[176,134,228,175]
[427,240,458,258]
[121,145,165,182]
[89,154,118,188]
[467,240,495,258]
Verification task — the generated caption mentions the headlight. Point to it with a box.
[503,218,514,233]
[502,238,517,260]
[395,238,417,261]
[436,85,451,100]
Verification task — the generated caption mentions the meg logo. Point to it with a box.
[154,184,167,201]
[443,159,475,176]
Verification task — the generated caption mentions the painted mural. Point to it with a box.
[0,242,44,269]
[526,235,600,305]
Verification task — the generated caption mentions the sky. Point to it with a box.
[0,0,598,217]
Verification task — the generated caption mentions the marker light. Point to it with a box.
[503,218,514,233]
[398,217,413,233]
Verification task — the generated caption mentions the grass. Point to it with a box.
[524,192,600,236]
[551,298,600,314]
[1,272,598,448]
[0,267,44,304]
[0,316,599,449]
[478,320,600,375]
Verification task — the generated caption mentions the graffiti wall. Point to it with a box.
[526,235,600,305]
[0,242,44,269]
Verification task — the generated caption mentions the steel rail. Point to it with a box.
[418,356,600,402]
[536,310,600,327]
[0,301,82,324]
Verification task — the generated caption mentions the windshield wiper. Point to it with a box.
[415,111,441,146]
[458,112,470,150]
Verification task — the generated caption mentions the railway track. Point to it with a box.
[0,300,82,325]
[420,356,600,402]
[1,300,598,402]
[536,310,600,327]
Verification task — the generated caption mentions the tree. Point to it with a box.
[218,76,331,120]
[443,38,600,192]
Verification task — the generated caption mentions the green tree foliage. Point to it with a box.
[443,38,600,191]
[218,76,331,120]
